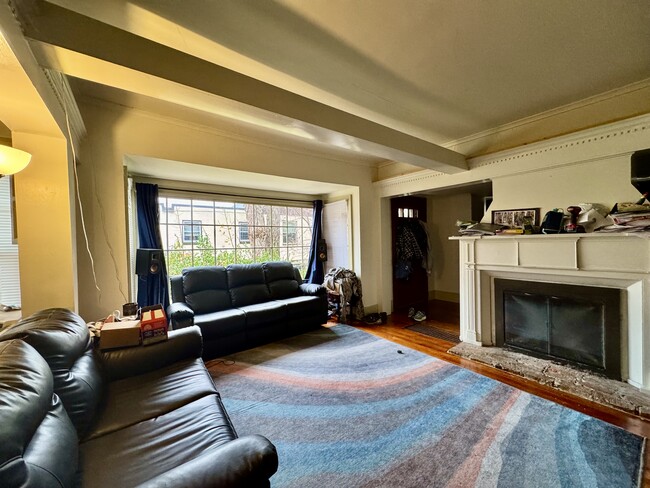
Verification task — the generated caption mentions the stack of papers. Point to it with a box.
[458,223,507,236]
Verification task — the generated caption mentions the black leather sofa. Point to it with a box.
[0,308,278,487]
[168,261,328,359]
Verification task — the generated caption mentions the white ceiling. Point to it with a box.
[8,0,650,182]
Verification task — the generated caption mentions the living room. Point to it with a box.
[1,1,650,486]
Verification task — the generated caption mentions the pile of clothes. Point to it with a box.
[323,267,365,323]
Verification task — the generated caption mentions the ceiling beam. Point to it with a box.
[15,0,467,173]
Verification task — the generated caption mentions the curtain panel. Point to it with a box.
[135,183,170,310]
[304,199,324,284]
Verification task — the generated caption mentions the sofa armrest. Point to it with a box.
[138,434,278,488]
[99,326,203,381]
[168,302,195,329]
[300,283,326,297]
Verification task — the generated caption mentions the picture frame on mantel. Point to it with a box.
[491,208,540,228]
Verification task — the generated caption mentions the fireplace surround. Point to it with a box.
[452,233,650,390]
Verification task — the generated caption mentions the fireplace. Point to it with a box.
[453,233,650,390]
[494,279,621,379]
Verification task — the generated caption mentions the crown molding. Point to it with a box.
[443,77,650,154]
[375,113,650,196]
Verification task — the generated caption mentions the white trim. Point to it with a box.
[374,113,650,196]
[444,78,650,150]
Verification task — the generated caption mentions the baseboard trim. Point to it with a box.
[429,290,460,303]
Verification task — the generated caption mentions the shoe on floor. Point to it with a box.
[413,311,426,322]
[407,307,415,318]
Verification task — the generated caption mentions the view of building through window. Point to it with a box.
[158,196,313,277]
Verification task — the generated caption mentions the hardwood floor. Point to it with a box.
[334,300,650,486]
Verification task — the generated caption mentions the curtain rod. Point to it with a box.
[155,185,315,205]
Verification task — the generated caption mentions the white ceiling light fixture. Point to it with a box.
[0,145,31,176]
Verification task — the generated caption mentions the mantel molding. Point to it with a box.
[375,113,650,197]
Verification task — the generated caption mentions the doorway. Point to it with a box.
[391,196,428,314]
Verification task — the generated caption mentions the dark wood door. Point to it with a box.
[391,196,428,314]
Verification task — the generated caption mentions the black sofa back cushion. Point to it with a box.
[264,261,300,299]
[0,308,104,438]
[183,266,232,314]
[227,263,271,307]
[0,339,78,487]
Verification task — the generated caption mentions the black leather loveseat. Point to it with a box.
[0,308,278,487]
[168,261,328,358]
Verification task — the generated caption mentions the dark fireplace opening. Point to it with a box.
[494,279,621,380]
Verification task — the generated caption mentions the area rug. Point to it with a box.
[448,342,650,419]
[207,325,646,488]
[405,322,460,343]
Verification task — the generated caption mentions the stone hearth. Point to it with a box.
[449,341,650,418]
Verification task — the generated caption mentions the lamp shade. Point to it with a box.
[0,145,31,175]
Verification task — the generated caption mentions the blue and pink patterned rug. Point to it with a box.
[208,325,645,487]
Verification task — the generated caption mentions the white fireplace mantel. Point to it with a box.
[451,233,650,390]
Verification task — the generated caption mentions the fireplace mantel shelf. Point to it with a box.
[452,232,650,390]
[450,232,650,240]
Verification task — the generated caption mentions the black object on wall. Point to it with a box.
[631,148,650,196]
[136,248,163,275]
[317,239,327,262]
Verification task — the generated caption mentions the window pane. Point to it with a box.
[254,204,271,226]
[167,224,185,250]
[167,249,192,276]
[236,248,254,263]
[216,225,236,248]
[301,227,312,247]
[194,250,215,267]
[158,198,168,224]
[215,202,236,225]
[253,226,271,248]
[302,207,312,226]
[196,226,215,249]
[272,206,286,226]
[193,200,215,225]
[215,249,236,266]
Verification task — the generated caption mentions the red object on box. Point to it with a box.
[140,304,168,345]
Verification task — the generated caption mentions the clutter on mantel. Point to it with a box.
[456,200,650,236]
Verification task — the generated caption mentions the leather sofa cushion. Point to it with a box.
[194,308,247,339]
[87,358,218,440]
[0,339,78,487]
[239,301,287,328]
[278,295,324,319]
[0,308,104,438]
[227,264,271,307]
[264,261,300,299]
[79,394,237,488]
[183,266,232,314]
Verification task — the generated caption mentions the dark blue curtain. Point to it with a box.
[136,183,169,310]
[304,199,324,284]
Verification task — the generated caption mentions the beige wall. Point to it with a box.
[487,157,639,220]
[427,193,472,301]
[13,132,77,315]
[76,100,379,320]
